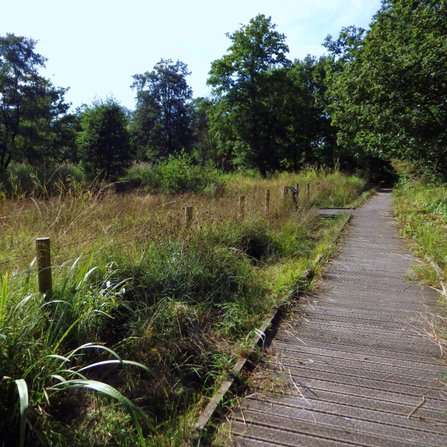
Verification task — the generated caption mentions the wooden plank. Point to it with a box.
[230,191,447,446]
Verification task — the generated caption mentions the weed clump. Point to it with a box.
[124,152,224,194]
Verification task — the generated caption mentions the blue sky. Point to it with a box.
[1,0,382,111]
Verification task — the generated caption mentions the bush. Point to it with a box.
[0,164,85,198]
[124,152,225,194]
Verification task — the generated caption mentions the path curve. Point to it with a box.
[229,190,447,447]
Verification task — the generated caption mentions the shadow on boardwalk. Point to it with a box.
[227,190,447,447]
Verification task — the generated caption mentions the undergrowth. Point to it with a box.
[392,172,447,364]
[0,169,366,446]
[393,178,447,276]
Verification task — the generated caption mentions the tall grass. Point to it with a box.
[393,179,447,276]
[393,174,447,361]
[0,169,366,445]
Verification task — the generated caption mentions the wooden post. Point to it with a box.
[265,190,270,217]
[292,194,298,210]
[239,195,245,219]
[185,206,193,229]
[296,184,300,197]
[306,182,310,197]
[36,237,52,300]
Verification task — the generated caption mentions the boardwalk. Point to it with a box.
[228,190,447,446]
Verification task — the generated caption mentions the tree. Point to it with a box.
[0,33,69,171]
[324,1,447,178]
[77,98,133,180]
[277,56,343,170]
[47,112,82,164]
[207,15,292,176]
[189,97,219,165]
[131,59,193,161]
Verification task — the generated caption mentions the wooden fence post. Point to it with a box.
[306,182,310,197]
[265,190,270,217]
[185,206,192,229]
[185,206,193,229]
[239,195,245,219]
[36,237,52,300]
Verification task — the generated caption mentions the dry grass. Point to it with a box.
[0,170,366,446]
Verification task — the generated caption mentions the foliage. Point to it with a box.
[393,177,447,285]
[77,98,134,181]
[0,33,70,171]
[189,97,219,165]
[324,1,447,178]
[207,16,352,176]
[124,151,224,194]
[131,59,193,161]
[0,171,367,445]
[280,56,342,170]
[0,163,85,198]
[207,15,292,176]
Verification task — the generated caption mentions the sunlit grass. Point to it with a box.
[0,169,366,445]
[393,180,447,276]
[393,178,447,365]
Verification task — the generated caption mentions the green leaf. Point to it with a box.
[79,359,151,373]
[51,379,152,446]
[0,271,8,324]
[14,379,28,447]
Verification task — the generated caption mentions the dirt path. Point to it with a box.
[228,190,447,446]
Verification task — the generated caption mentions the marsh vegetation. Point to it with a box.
[0,168,366,446]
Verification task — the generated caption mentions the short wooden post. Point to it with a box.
[292,193,298,210]
[36,237,52,300]
[265,190,270,217]
[185,206,193,229]
[239,195,245,219]
[306,182,310,197]
[296,184,300,196]
[291,186,298,210]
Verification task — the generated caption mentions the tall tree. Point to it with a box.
[131,59,193,161]
[77,98,133,180]
[207,14,291,176]
[278,56,342,170]
[189,97,219,165]
[324,1,447,178]
[0,33,69,171]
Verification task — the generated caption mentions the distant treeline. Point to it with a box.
[1,1,446,183]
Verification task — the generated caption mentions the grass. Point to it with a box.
[393,179,447,278]
[393,176,447,356]
[0,168,366,446]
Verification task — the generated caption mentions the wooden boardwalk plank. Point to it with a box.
[228,191,447,446]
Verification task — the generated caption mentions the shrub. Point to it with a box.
[124,152,225,194]
[0,164,85,198]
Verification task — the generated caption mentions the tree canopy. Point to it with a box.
[6,3,447,185]
[324,0,447,178]
[207,14,292,176]
[131,59,193,161]
[77,98,133,180]
[0,33,69,171]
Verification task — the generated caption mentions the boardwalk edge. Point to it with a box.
[184,212,352,445]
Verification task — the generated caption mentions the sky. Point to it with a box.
[1,0,382,112]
